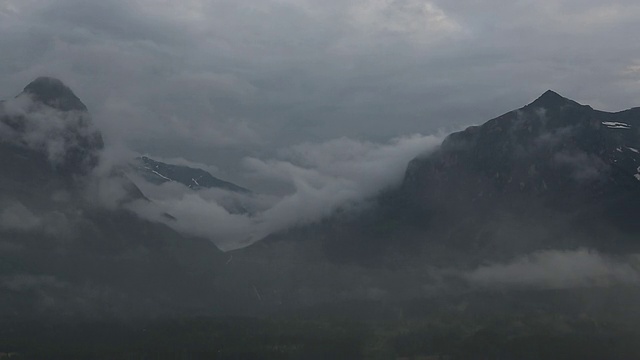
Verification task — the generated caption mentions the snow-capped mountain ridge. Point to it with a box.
[134,156,250,193]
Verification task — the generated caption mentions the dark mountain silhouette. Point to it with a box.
[2,77,104,174]
[2,79,640,323]
[245,90,640,269]
[395,89,640,259]
[22,76,88,112]
[0,78,227,319]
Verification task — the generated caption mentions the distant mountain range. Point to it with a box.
[2,77,640,322]
[133,156,249,193]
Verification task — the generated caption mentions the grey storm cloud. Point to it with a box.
[0,202,42,232]
[3,0,640,164]
[4,0,640,250]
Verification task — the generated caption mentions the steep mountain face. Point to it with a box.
[396,91,640,256]
[134,156,249,192]
[251,91,640,269]
[403,90,640,210]
[0,78,228,319]
[22,76,88,112]
[208,91,640,316]
[0,76,104,175]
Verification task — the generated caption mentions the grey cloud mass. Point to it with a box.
[465,248,640,289]
[3,0,640,168]
[0,201,74,238]
[0,202,42,232]
[3,0,640,250]
[129,134,442,250]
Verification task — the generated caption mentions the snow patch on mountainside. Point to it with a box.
[602,121,631,129]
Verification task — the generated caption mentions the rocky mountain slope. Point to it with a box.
[396,90,640,259]
[0,78,228,319]
[2,80,640,358]
[2,79,640,320]
[133,155,249,192]
[242,90,640,270]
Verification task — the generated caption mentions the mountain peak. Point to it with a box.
[22,76,87,112]
[527,90,575,109]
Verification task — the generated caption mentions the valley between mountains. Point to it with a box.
[2,77,640,359]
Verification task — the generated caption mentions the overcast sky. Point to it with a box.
[2,0,640,172]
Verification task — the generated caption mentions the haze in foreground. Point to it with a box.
[3,1,640,358]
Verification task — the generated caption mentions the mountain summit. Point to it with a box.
[22,76,88,112]
[526,89,576,108]
[396,90,640,259]
[268,90,640,267]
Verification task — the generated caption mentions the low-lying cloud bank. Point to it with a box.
[127,134,442,251]
[464,248,640,289]
[0,201,75,238]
